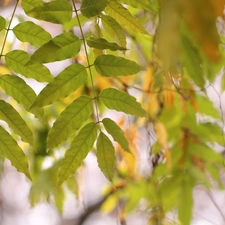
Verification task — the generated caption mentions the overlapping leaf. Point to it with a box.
[105,0,148,34]
[0,126,31,179]
[28,32,81,64]
[87,37,126,51]
[21,0,43,13]
[0,16,6,32]
[31,64,88,108]
[94,55,141,76]
[47,96,93,149]
[0,100,34,145]
[57,123,97,186]
[5,50,54,82]
[118,0,151,10]
[0,75,44,120]
[13,21,52,46]
[97,132,116,181]
[99,88,146,117]
[102,118,130,152]
[27,1,72,24]
[81,0,108,18]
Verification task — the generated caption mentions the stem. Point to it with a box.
[72,0,100,124]
[0,0,19,60]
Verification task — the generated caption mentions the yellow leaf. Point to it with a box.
[0,66,11,75]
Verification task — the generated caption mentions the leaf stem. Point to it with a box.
[0,0,19,60]
[72,0,100,124]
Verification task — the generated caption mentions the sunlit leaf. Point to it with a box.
[57,123,97,186]
[31,64,88,108]
[97,132,116,181]
[105,0,148,34]
[0,75,44,120]
[27,0,72,24]
[87,37,126,51]
[102,118,130,152]
[118,0,151,10]
[99,88,146,117]
[94,55,141,76]
[81,0,108,18]
[54,186,65,214]
[21,0,43,13]
[47,96,93,149]
[0,126,31,179]
[0,16,6,32]
[28,32,81,64]
[5,50,54,82]
[0,100,34,145]
[13,21,52,46]
[101,15,127,49]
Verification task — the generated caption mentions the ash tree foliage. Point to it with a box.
[0,0,225,224]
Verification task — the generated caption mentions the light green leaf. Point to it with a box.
[0,100,34,146]
[97,132,116,181]
[118,0,151,10]
[28,32,81,64]
[87,37,126,51]
[101,15,127,49]
[47,96,93,149]
[5,50,54,82]
[0,75,44,120]
[54,186,65,214]
[31,64,88,108]
[94,55,141,76]
[102,118,130,152]
[105,0,148,34]
[99,88,146,117]
[81,0,108,18]
[21,0,43,13]
[57,123,97,186]
[27,0,72,24]
[0,126,31,179]
[13,21,52,46]
[0,16,6,32]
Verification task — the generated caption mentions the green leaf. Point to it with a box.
[5,50,54,82]
[57,123,97,186]
[101,15,127,49]
[0,100,34,146]
[118,0,151,10]
[27,0,72,24]
[94,55,141,76]
[99,88,146,117]
[21,0,43,13]
[0,16,6,32]
[0,75,44,120]
[0,126,31,179]
[105,0,148,34]
[13,21,52,46]
[47,96,93,149]
[87,37,126,51]
[81,0,108,18]
[97,132,116,181]
[28,32,81,64]
[54,186,65,214]
[31,64,88,108]
[102,118,130,152]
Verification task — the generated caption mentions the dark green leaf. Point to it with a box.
[0,16,6,32]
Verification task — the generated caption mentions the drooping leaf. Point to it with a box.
[81,0,108,18]
[118,0,151,10]
[97,132,116,181]
[27,0,72,24]
[94,54,141,76]
[57,123,97,186]
[105,0,148,34]
[0,125,31,179]
[21,0,43,13]
[99,88,146,117]
[28,32,81,64]
[31,64,88,108]
[13,21,52,46]
[0,16,6,32]
[0,100,34,145]
[5,50,54,82]
[47,96,93,149]
[102,118,130,152]
[101,15,127,49]
[87,37,126,51]
[0,75,44,120]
